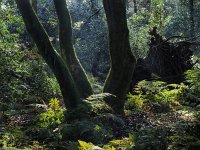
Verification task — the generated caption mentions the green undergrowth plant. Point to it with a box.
[0,126,28,148]
[33,94,117,145]
[105,133,135,150]
[126,80,186,113]
[64,93,113,121]
[36,98,64,128]
[86,93,113,114]
[183,68,200,106]
[78,140,95,150]
[32,98,64,142]
[134,127,168,150]
[75,133,135,150]
[168,135,200,150]
[61,94,118,144]
[64,101,92,122]
[60,119,112,144]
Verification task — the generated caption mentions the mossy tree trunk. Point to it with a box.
[15,0,82,109]
[16,0,136,114]
[53,0,93,98]
[103,0,136,115]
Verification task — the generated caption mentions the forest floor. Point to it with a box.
[1,100,200,150]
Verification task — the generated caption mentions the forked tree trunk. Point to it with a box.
[53,0,93,98]
[103,0,136,115]
[15,0,81,109]
[16,0,136,114]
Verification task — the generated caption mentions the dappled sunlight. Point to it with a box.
[176,109,197,122]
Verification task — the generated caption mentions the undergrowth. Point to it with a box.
[1,68,200,150]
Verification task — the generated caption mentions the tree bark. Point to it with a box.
[15,0,81,109]
[103,0,136,115]
[53,0,93,98]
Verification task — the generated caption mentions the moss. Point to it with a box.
[60,120,112,144]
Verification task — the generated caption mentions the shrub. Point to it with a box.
[60,120,111,144]
[134,127,168,150]
[36,98,64,128]
[183,68,200,105]
[126,80,186,112]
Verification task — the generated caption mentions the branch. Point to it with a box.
[83,7,103,27]
[74,7,103,39]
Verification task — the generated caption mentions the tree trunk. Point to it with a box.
[53,0,93,99]
[103,0,136,115]
[15,0,81,109]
